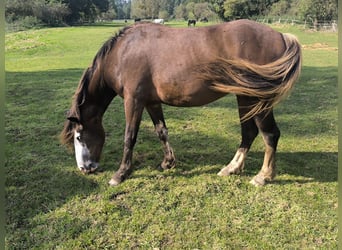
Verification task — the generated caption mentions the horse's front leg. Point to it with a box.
[146,104,176,170]
[109,97,144,186]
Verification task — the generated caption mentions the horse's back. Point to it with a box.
[120,20,284,63]
[106,20,287,106]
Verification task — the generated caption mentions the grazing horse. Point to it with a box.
[200,17,208,22]
[153,19,164,24]
[61,20,302,186]
[188,19,196,26]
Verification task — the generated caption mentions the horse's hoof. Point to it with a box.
[217,165,242,176]
[159,159,176,170]
[108,173,124,186]
[250,175,266,187]
[217,167,230,176]
[108,178,121,186]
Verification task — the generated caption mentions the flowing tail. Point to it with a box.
[199,33,302,121]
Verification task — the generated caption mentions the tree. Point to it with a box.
[145,0,160,19]
[268,0,291,16]
[194,2,211,20]
[174,3,187,20]
[33,0,70,25]
[294,0,337,21]
[130,0,147,18]
[222,0,281,20]
[101,1,117,21]
[208,0,225,20]
[6,0,338,28]
[223,0,249,20]
[159,0,175,18]
[6,0,35,21]
[6,0,70,26]
[131,0,167,19]
[62,0,109,23]
[185,2,195,19]
[111,0,131,19]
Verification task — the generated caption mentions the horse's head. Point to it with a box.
[60,65,110,174]
[62,110,105,174]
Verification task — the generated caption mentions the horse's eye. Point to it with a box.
[75,131,82,141]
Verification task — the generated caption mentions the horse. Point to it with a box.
[153,19,164,24]
[200,17,208,23]
[60,19,302,187]
[188,19,196,26]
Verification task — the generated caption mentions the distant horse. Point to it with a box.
[188,19,196,26]
[61,20,302,186]
[153,19,164,24]
[134,18,141,22]
[200,17,208,22]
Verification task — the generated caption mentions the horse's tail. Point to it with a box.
[200,33,302,121]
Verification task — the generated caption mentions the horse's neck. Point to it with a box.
[85,88,115,118]
[80,59,116,119]
[81,76,115,120]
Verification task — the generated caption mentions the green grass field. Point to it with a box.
[5,21,337,249]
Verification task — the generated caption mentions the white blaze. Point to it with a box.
[74,131,91,170]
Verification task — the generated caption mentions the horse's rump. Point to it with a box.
[196,33,302,121]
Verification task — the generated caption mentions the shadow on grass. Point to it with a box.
[120,134,337,185]
[5,69,100,234]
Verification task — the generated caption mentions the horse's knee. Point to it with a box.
[261,125,280,149]
[155,123,168,141]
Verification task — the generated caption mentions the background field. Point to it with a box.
[5,21,337,249]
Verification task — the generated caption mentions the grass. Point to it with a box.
[5,21,337,249]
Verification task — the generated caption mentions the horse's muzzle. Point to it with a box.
[79,162,99,174]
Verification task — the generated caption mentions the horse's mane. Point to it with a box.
[60,25,132,146]
[93,25,132,69]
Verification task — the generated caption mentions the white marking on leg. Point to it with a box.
[218,149,247,176]
[250,145,276,186]
[230,149,247,169]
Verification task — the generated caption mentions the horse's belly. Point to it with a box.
[157,82,226,107]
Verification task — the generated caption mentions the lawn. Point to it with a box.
[5,21,337,249]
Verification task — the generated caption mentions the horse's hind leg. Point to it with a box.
[218,96,280,186]
[218,96,259,177]
[146,104,176,170]
[250,110,280,186]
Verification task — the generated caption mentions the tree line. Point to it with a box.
[6,0,338,29]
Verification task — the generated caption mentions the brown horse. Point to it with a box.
[61,19,302,186]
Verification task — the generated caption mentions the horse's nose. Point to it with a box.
[80,162,99,174]
[88,162,99,172]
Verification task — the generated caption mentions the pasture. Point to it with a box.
[5,21,337,249]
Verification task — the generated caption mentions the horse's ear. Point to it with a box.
[66,110,80,124]
[67,116,80,124]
